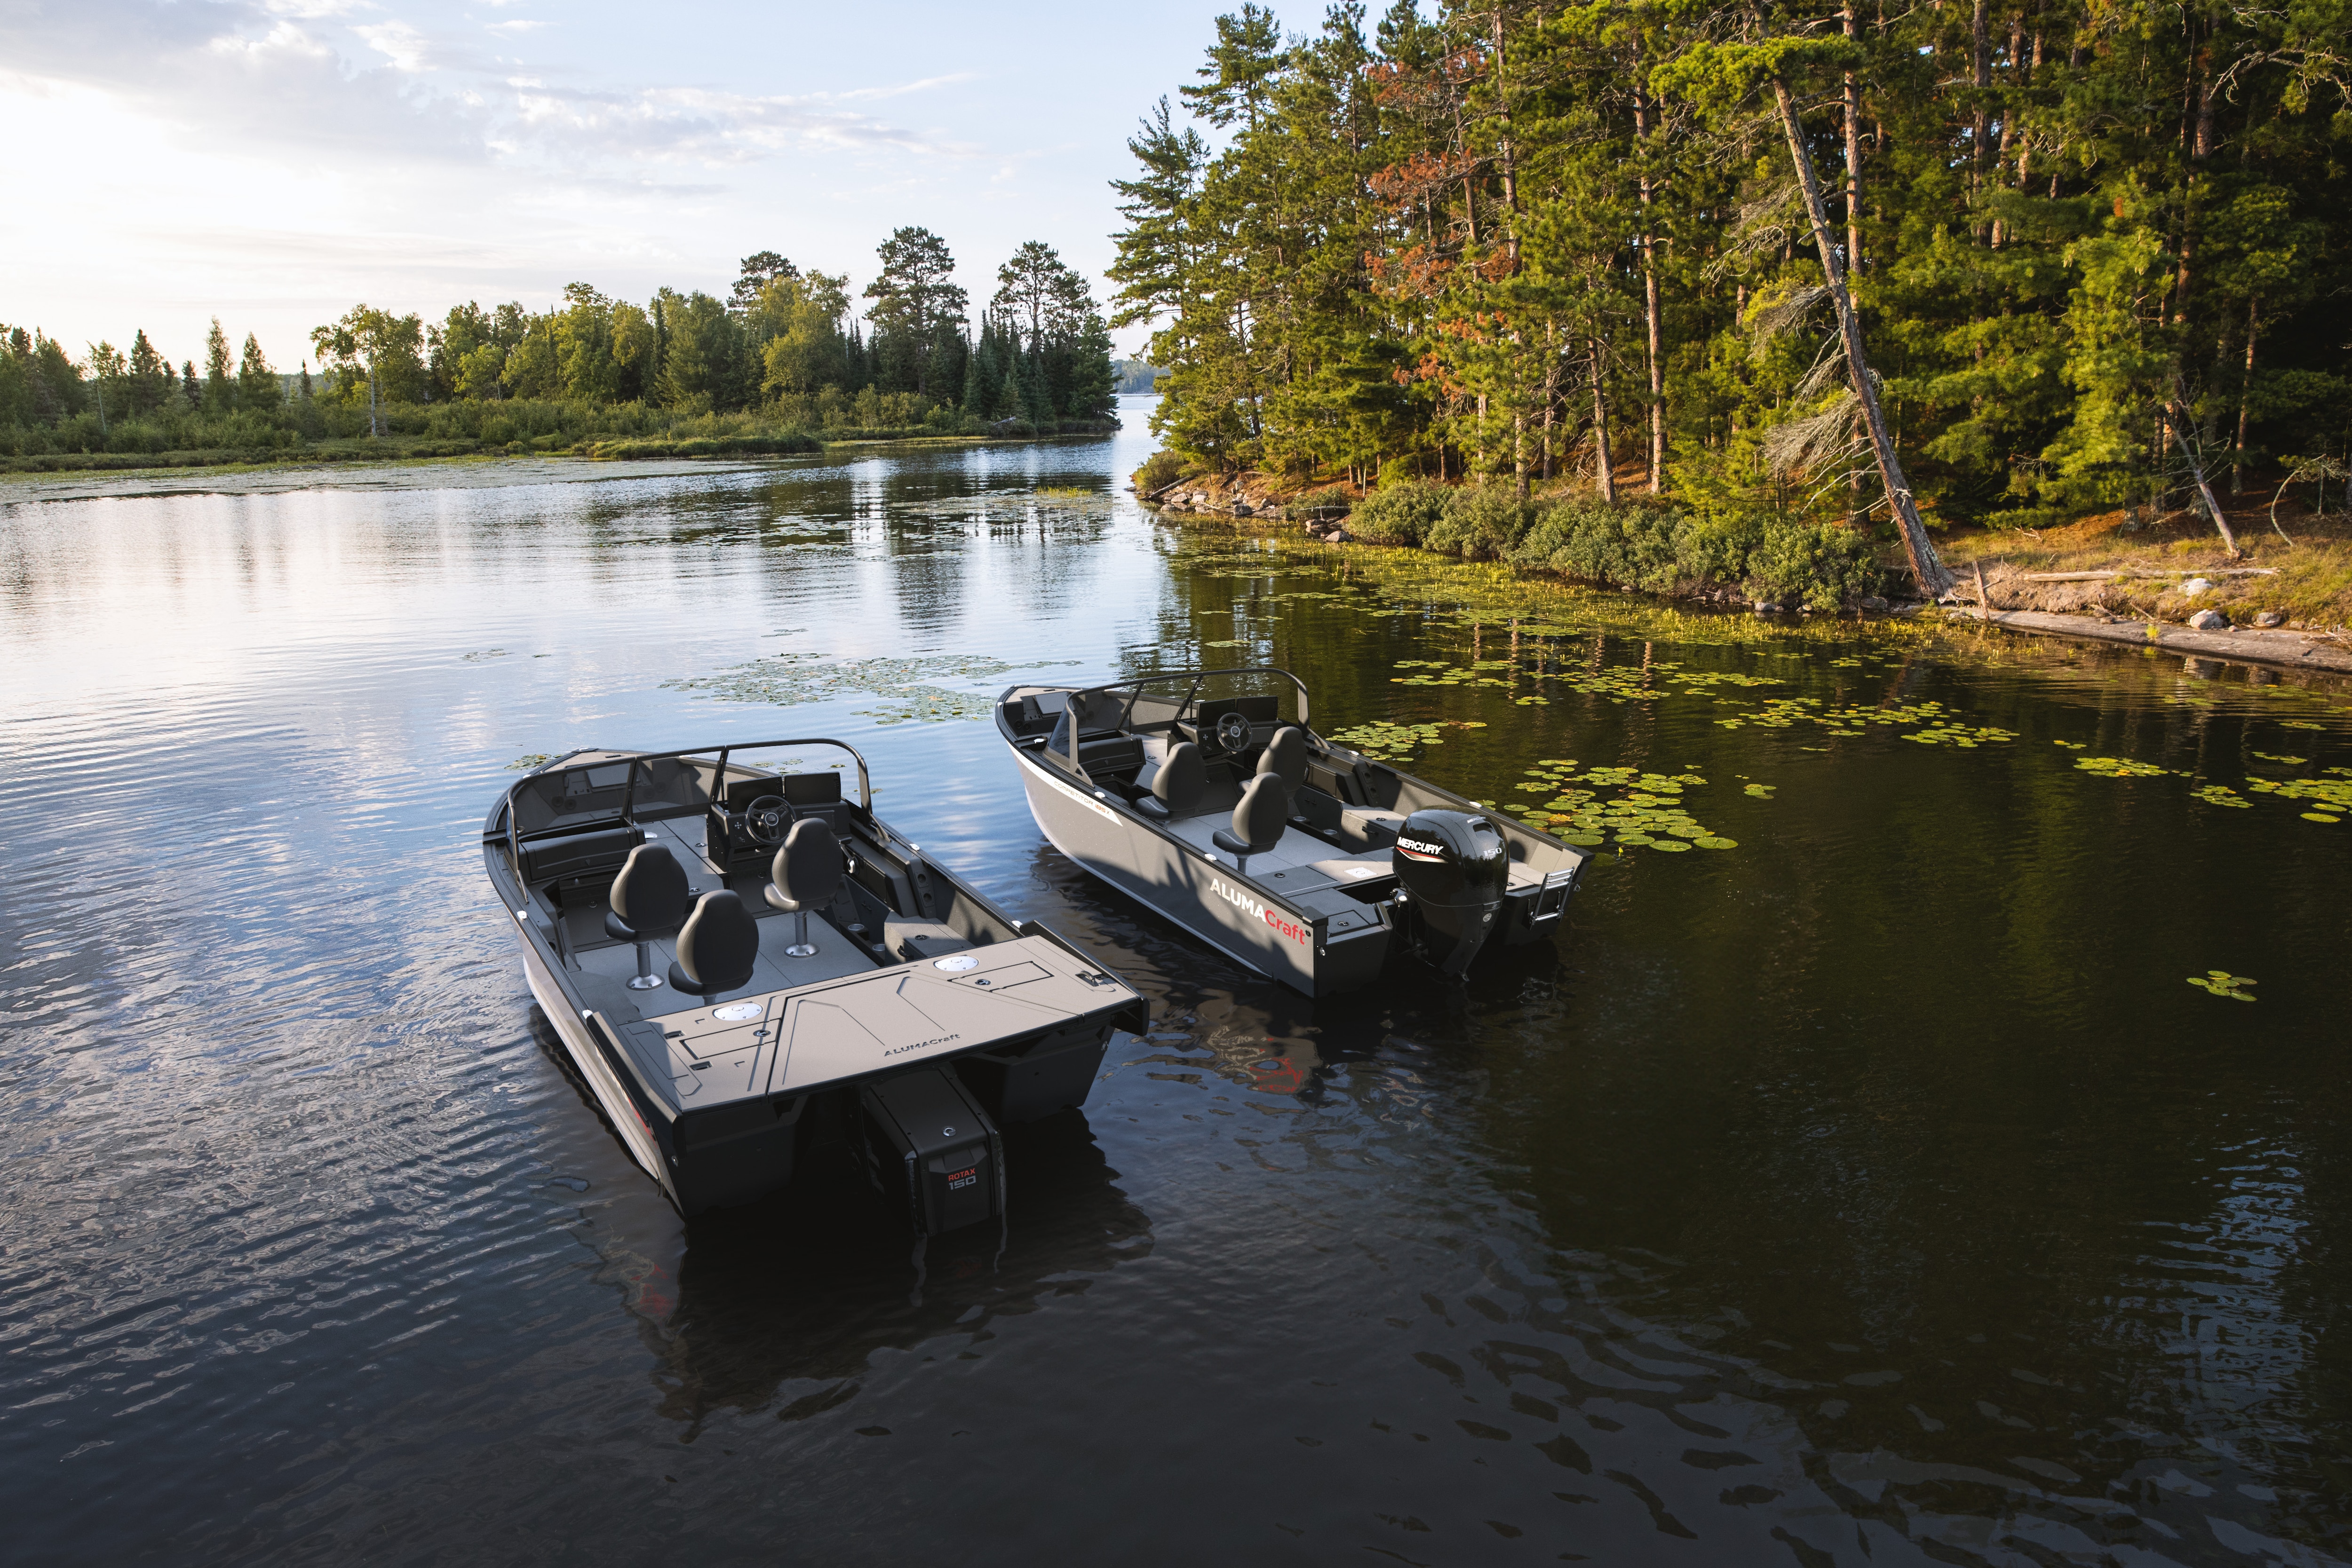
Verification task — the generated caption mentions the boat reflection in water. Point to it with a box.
[652,1116,1149,1434]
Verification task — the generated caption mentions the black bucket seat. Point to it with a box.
[667,891,761,997]
[1212,774,1289,873]
[1255,725,1308,805]
[766,818,845,958]
[1136,740,1207,821]
[604,844,691,991]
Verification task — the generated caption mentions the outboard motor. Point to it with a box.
[1391,810,1510,978]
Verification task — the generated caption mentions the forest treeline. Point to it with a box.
[1112,1,2352,536]
[0,229,1118,465]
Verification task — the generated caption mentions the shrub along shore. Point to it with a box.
[1133,456,2352,636]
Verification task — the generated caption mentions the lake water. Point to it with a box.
[5,395,2350,1564]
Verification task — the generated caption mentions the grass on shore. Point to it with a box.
[1941,503,2352,633]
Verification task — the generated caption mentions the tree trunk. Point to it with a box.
[1633,41,1668,494]
[2165,401,2238,554]
[1589,340,1616,505]
[1771,73,1955,596]
[1971,0,1992,222]
[1843,0,1866,524]
[2232,296,2257,496]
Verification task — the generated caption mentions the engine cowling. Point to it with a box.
[1391,809,1509,977]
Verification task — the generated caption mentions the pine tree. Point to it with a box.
[238,333,280,412]
[204,318,234,414]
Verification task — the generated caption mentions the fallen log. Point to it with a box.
[1954,608,2352,674]
[2016,568,2280,581]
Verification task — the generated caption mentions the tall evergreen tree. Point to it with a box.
[203,318,233,414]
[863,227,968,398]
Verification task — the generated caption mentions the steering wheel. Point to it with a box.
[1213,711,1254,754]
[741,794,794,847]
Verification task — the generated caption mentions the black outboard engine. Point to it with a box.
[1391,809,1510,978]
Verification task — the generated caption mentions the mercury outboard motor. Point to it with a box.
[1391,809,1510,977]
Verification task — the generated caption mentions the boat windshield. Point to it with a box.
[1093,666,1310,735]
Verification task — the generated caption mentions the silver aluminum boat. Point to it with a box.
[483,740,1146,1225]
[997,668,1587,996]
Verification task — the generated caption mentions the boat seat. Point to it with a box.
[1255,726,1308,802]
[766,818,844,958]
[1136,740,1207,821]
[1211,774,1289,873]
[667,890,761,997]
[519,823,644,886]
[604,844,691,991]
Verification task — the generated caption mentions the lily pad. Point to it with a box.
[2186,969,2257,1002]
[1695,836,1738,849]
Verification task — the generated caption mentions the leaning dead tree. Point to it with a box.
[1661,26,1958,598]
[1766,69,1956,598]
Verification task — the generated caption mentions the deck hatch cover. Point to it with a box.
[767,935,1129,1094]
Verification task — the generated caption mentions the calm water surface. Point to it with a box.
[5,398,2350,1564]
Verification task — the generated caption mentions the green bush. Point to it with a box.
[1741,520,1882,609]
[1425,487,1535,559]
[1132,449,1189,494]
[1510,499,1689,591]
[1351,477,1452,546]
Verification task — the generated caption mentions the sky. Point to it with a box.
[0,0,1331,371]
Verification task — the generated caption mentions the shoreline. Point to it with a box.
[1926,603,2352,676]
[0,428,1118,492]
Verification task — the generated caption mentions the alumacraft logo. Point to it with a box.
[1209,877,1310,945]
[884,1033,961,1058]
[1396,833,1450,863]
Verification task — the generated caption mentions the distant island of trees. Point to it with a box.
[0,228,1118,468]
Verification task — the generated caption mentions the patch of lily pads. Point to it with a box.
[1327,718,1487,760]
[1510,760,1738,852]
[2244,773,2350,823]
[2186,970,2257,1001]
[663,650,1079,725]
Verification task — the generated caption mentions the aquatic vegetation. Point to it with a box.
[2186,970,2258,1001]
[2052,740,2087,749]
[2243,775,2352,822]
[2282,720,2326,729]
[1904,721,2020,747]
[2190,784,2253,808]
[1511,760,1734,851]
[1326,719,1486,760]
[2249,752,2307,765]
[663,650,1077,723]
[463,648,511,662]
[2074,756,2173,777]
[1744,783,1775,797]
[505,753,555,770]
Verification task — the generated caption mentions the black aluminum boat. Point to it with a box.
[483,741,1146,1226]
[997,668,1587,995]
